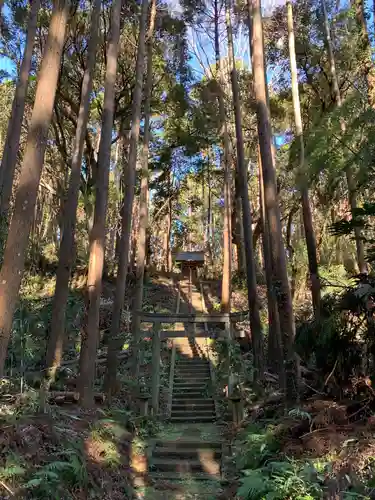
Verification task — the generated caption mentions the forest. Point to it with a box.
[0,0,375,497]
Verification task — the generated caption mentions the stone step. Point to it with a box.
[153,447,222,460]
[169,415,216,423]
[172,398,215,406]
[173,384,208,399]
[174,371,209,378]
[172,403,215,411]
[176,357,209,366]
[173,381,210,387]
[150,458,220,474]
[175,365,210,370]
[173,380,208,389]
[154,438,223,450]
[174,366,209,370]
[171,410,215,418]
[148,471,221,481]
[173,383,208,390]
[153,439,222,450]
[172,391,208,399]
[175,364,209,369]
[174,378,211,385]
[174,374,210,380]
[175,365,209,369]
[175,366,211,374]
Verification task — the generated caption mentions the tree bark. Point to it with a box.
[258,153,284,383]
[104,0,149,394]
[130,0,156,380]
[167,174,173,271]
[286,0,321,316]
[45,0,101,382]
[249,0,298,403]
[0,0,40,217]
[78,0,122,407]
[0,0,70,376]
[207,157,213,268]
[226,0,264,383]
[233,177,246,276]
[351,0,375,107]
[321,0,367,274]
[214,0,232,314]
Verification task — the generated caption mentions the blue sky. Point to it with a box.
[2,0,374,82]
[0,3,16,77]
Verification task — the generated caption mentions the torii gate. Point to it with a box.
[134,309,248,415]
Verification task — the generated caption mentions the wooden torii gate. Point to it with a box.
[135,309,248,416]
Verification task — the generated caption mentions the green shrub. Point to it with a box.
[24,448,87,499]
[237,460,326,500]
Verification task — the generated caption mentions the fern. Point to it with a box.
[0,453,26,481]
[288,408,312,423]
[24,448,87,498]
[238,469,271,499]
[237,425,281,469]
[0,463,26,480]
[237,460,325,500]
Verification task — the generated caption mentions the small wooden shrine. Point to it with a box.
[174,251,205,279]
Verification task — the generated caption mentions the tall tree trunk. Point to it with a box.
[167,194,172,270]
[0,0,40,217]
[130,0,157,380]
[214,0,232,313]
[286,0,321,316]
[351,0,375,106]
[104,0,149,394]
[161,221,167,269]
[114,119,131,262]
[207,158,213,268]
[249,0,298,403]
[44,0,101,382]
[321,0,367,274]
[0,0,70,376]
[202,159,208,268]
[226,0,264,383]
[233,177,246,276]
[78,0,122,407]
[130,197,139,270]
[258,155,284,382]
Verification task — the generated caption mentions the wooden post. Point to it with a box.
[189,265,196,337]
[138,394,150,416]
[225,317,231,341]
[151,322,161,415]
[228,373,243,425]
[230,395,244,425]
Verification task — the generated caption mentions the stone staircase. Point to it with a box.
[148,341,223,486]
[149,438,222,481]
[171,355,215,423]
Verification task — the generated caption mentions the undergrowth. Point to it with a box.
[235,419,375,500]
[0,400,160,499]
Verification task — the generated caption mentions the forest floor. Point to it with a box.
[2,271,375,498]
[0,272,181,499]
[232,393,375,498]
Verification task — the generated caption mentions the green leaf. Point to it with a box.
[237,470,271,499]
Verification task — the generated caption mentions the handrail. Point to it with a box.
[168,342,176,419]
[151,322,161,415]
[167,285,180,418]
